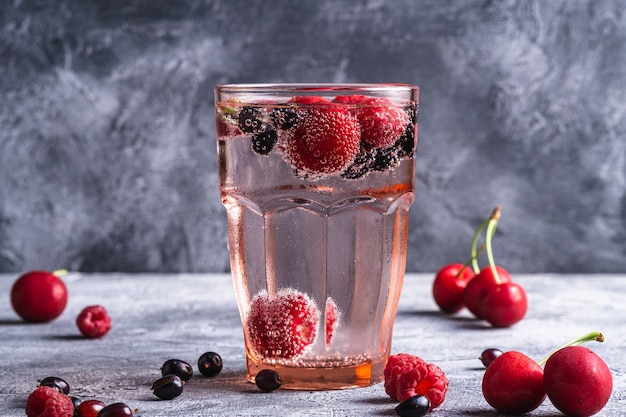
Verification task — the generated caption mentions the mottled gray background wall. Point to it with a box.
[1,0,625,273]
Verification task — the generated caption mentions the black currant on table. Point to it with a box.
[161,359,193,382]
[151,374,184,400]
[38,376,70,395]
[197,351,223,377]
[255,369,282,392]
[480,348,504,368]
[394,395,430,417]
[96,402,134,417]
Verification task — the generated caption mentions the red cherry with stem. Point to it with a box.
[11,270,69,323]
[482,351,546,414]
[463,265,511,318]
[482,331,605,415]
[544,345,612,417]
[461,207,511,318]
[432,263,475,314]
[479,282,527,327]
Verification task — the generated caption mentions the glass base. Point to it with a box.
[246,354,387,390]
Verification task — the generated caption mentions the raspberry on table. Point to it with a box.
[384,353,427,400]
[247,289,320,359]
[384,353,449,410]
[396,362,449,409]
[76,305,112,338]
[25,386,74,417]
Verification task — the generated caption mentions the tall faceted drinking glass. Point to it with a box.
[215,84,419,390]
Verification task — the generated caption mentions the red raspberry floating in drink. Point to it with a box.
[76,305,112,338]
[247,289,320,359]
[334,95,409,149]
[384,353,449,410]
[325,297,340,345]
[25,386,74,417]
[285,105,360,176]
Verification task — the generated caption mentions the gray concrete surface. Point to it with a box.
[0,273,624,416]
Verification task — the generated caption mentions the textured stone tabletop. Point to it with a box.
[1,273,624,416]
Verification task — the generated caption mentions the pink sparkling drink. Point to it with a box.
[215,84,419,389]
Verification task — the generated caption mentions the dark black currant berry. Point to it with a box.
[237,106,264,133]
[342,146,373,179]
[394,395,430,417]
[70,396,82,412]
[97,402,134,417]
[161,359,193,382]
[397,122,416,158]
[270,107,298,130]
[197,351,223,377]
[255,369,282,392]
[151,374,184,400]
[371,147,400,172]
[480,348,503,367]
[38,376,70,394]
[251,129,278,155]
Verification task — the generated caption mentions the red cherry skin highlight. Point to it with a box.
[544,346,613,417]
[482,351,546,415]
[463,265,511,318]
[478,282,528,327]
[432,263,475,314]
[11,270,68,323]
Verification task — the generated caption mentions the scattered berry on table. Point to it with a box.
[543,346,613,417]
[161,359,193,382]
[247,289,320,359]
[384,353,427,401]
[76,399,105,417]
[432,263,476,314]
[38,376,70,395]
[197,351,223,377]
[284,105,360,176]
[394,395,431,417]
[396,362,449,409]
[151,374,184,400]
[76,305,112,338]
[384,353,449,410]
[255,369,283,392]
[70,397,82,413]
[479,348,503,367]
[11,270,68,323]
[96,402,134,417]
[25,386,74,417]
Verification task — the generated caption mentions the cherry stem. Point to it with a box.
[537,330,604,366]
[485,207,502,285]
[455,244,486,278]
[52,269,68,277]
[470,218,490,274]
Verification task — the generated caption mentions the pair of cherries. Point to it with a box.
[432,207,527,327]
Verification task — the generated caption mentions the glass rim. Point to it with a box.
[215,83,418,93]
